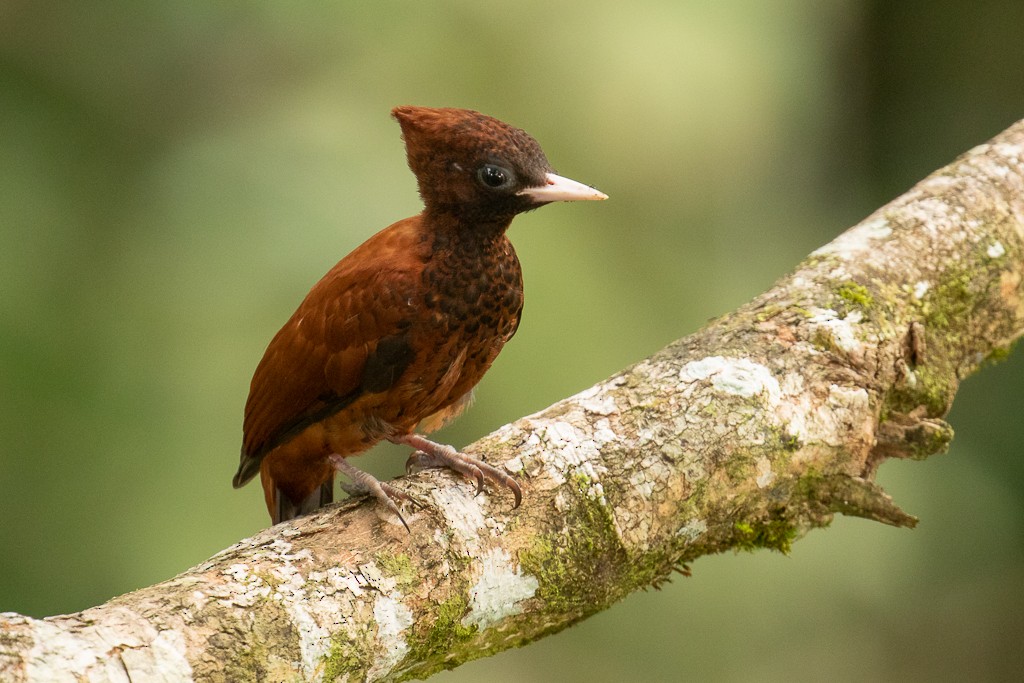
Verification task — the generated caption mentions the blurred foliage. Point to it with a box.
[1,1,1023,680]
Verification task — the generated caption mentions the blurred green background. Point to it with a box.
[2,1,1023,681]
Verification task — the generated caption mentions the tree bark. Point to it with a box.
[4,120,1024,683]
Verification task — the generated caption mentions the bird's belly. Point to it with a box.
[296,328,501,459]
[386,324,505,428]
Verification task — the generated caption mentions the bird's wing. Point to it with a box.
[234,217,424,487]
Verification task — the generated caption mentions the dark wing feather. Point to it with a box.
[233,217,425,488]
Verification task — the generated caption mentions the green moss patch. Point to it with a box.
[375,551,416,587]
[732,518,797,554]
[836,281,874,312]
[519,473,668,617]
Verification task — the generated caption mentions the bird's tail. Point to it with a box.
[232,450,261,489]
[264,474,334,525]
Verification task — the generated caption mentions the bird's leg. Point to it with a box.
[391,433,522,508]
[328,454,415,532]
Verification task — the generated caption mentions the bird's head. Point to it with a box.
[392,106,606,224]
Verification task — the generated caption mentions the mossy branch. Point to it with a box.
[4,120,1024,682]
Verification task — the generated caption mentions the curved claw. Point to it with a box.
[405,450,431,474]
[329,454,415,533]
[472,459,522,508]
[508,478,523,509]
[389,433,524,509]
[469,464,485,495]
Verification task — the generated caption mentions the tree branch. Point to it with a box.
[4,121,1024,683]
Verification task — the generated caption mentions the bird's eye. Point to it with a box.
[477,164,514,190]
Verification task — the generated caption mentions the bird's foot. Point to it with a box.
[328,454,417,532]
[392,433,522,508]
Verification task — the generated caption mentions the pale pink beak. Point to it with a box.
[518,172,608,202]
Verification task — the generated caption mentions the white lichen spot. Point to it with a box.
[924,175,962,196]
[779,371,805,395]
[191,590,209,611]
[527,417,609,491]
[243,538,343,679]
[463,548,539,630]
[270,538,313,564]
[680,356,781,403]
[547,420,580,443]
[430,484,489,549]
[966,142,991,157]
[593,417,617,445]
[806,308,835,324]
[812,215,891,257]
[862,215,893,239]
[994,141,1023,155]
[808,308,864,354]
[217,563,271,608]
[988,241,1006,258]
[358,562,397,594]
[21,608,195,683]
[489,421,519,445]
[118,628,193,682]
[320,567,363,597]
[366,595,413,680]
[576,460,609,505]
[907,197,961,237]
[277,580,330,674]
[828,383,871,412]
[777,378,871,452]
[779,393,813,443]
[681,356,725,381]
[755,457,776,488]
[503,452,525,473]
[628,466,655,499]
[224,563,250,582]
[660,439,684,460]
[578,393,619,416]
[913,280,930,299]
[992,163,1013,178]
[676,519,707,542]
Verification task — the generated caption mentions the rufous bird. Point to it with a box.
[233,106,607,526]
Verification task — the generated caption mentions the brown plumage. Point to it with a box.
[233,106,607,525]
